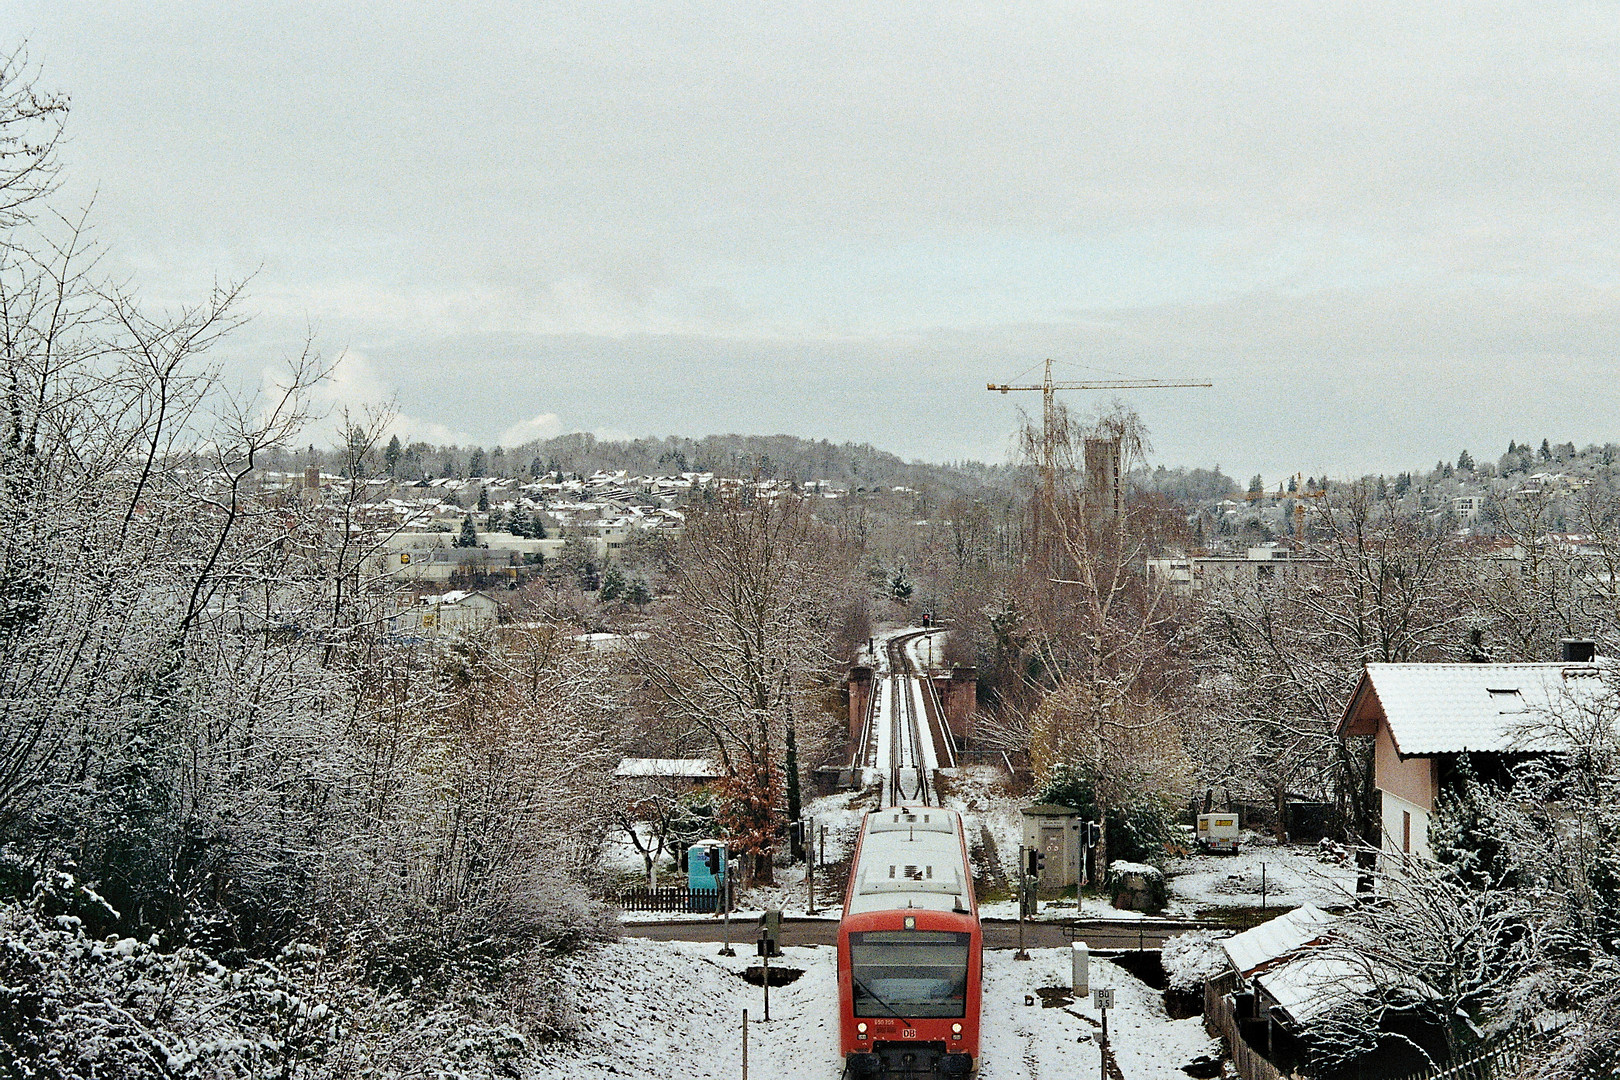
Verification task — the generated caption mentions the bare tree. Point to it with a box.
[636,490,840,881]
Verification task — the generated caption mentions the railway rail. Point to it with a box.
[878,630,940,809]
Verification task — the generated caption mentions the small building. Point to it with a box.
[1020,804,1083,889]
[613,758,723,787]
[393,589,500,636]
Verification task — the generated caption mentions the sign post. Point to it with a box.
[805,818,817,916]
[1015,844,1030,960]
[1094,987,1114,1080]
[741,1008,748,1080]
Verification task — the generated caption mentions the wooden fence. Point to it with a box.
[614,886,720,913]
[1204,967,1544,1080]
[1204,970,1290,1080]
[1387,1029,1537,1080]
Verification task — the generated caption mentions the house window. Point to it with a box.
[1402,811,1411,854]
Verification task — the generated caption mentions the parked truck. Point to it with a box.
[1196,813,1240,853]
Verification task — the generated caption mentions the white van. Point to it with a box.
[1196,813,1240,853]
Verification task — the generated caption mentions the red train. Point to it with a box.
[838,805,982,1077]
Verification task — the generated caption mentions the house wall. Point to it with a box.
[1380,789,1433,861]
[1375,723,1436,811]
[1374,720,1439,862]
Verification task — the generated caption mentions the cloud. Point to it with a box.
[290,350,468,446]
[499,412,565,447]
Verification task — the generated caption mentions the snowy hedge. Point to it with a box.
[1161,930,1231,993]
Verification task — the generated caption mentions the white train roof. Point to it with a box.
[846,805,975,916]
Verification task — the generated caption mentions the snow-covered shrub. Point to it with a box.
[1106,861,1167,912]
[1162,930,1231,993]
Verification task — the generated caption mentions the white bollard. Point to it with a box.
[1072,942,1090,996]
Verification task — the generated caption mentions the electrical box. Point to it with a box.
[1020,804,1082,888]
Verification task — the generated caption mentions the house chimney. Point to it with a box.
[1560,638,1597,663]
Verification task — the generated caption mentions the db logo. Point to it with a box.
[900,1029,917,1039]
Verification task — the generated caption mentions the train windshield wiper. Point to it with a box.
[850,973,910,1027]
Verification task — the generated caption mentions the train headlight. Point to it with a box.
[952,1023,963,1039]
[857,1022,868,1040]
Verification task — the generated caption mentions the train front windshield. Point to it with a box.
[849,930,971,1018]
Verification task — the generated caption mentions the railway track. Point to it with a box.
[877,629,943,809]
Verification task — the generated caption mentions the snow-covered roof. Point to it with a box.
[614,758,721,779]
[1340,662,1615,755]
[419,590,496,606]
[845,806,975,916]
[1255,950,1436,1027]
[1222,903,1335,977]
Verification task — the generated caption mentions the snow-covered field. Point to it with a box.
[1165,843,1358,911]
[537,938,1218,1079]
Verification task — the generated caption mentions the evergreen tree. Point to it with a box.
[477,485,489,512]
[1457,449,1474,472]
[468,447,487,477]
[1540,438,1552,461]
[1507,439,1518,455]
[457,515,478,548]
[890,568,913,601]
[384,434,402,475]
[1247,474,1263,495]
[508,504,532,538]
[627,579,652,610]
[599,567,626,602]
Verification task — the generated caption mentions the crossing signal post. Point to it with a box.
[1015,845,1031,960]
[709,846,735,957]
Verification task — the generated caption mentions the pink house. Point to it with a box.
[1337,650,1610,862]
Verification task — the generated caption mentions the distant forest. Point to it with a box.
[278,430,1021,497]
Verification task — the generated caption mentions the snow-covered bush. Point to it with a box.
[1162,930,1231,993]
[1106,861,1167,912]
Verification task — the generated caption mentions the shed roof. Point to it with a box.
[1254,951,1435,1027]
[1222,903,1335,977]
[1021,804,1081,817]
[1339,662,1614,756]
[614,758,722,779]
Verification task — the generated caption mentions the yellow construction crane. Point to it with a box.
[988,359,1212,540]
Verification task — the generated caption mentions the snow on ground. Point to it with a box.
[537,940,840,1079]
[1165,842,1357,911]
[538,939,1219,1079]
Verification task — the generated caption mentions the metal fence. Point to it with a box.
[614,886,721,913]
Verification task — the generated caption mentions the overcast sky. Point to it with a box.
[8,2,1619,481]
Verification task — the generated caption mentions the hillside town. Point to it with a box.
[7,10,1620,1080]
